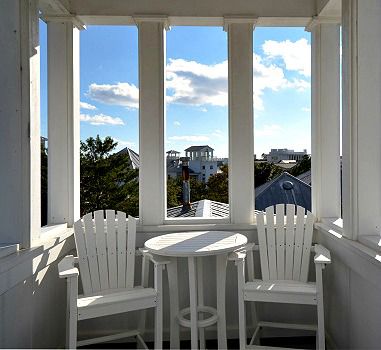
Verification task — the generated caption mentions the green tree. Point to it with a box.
[167,176,207,208]
[254,162,283,188]
[167,177,182,208]
[80,135,139,216]
[41,142,48,226]
[290,155,311,177]
[206,164,229,203]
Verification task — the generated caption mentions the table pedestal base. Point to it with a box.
[168,255,228,350]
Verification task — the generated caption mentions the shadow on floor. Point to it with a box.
[81,336,316,349]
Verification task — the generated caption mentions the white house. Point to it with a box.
[185,145,227,182]
[265,148,308,163]
[1,0,381,348]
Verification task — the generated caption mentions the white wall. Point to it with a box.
[0,235,75,348]
[317,228,381,349]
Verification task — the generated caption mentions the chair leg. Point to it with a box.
[216,254,228,350]
[154,264,163,350]
[237,260,246,350]
[167,258,180,349]
[316,264,325,350]
[66,277,78,349]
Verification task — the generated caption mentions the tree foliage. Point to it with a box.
[254,162,283,188]
[290,155,311,177]
[206,164,229,203]
[80,135,139,216]
[41,142,48,226]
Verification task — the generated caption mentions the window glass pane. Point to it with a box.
[166,26,229,219]
[253,27,311,212]
[40,19,48,226]
[80,26,139,217]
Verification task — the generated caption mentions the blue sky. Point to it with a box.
[40,22,311,158]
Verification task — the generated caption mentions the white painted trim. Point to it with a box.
[0,245,20,259]
[310,22,341,220]
[42,15,86,30]
[47,22,80,226]
[144,222,254,233]
[316,223,381,271]
[223,16,257,31]
[358,235,381,252]
[76,15,312,27]
[0,228,74,295]
[227,22,255,224]
[341,0,358,240]
[138,20,167,225]
[305,16,341,32]
[133,15,170,30]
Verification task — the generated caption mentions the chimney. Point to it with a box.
[180,157,191,212]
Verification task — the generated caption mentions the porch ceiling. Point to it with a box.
[41,0,318,18]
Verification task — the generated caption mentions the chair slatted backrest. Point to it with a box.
[73,210,137,295]
[256,204,315,282]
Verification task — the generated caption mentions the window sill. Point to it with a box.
[0,244,19,259]
[315,222,381,265]
[0,226,74,275]
[140,221,257,233]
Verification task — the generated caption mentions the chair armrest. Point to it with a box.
[228,250,246,261]
[58,255,79,279]
[313,244,331,265]
[138,248,171,266]
[228,242,256,261]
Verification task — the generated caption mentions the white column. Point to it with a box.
[47,21,80,226]
[342,0,381,239]
[307,19,341,220]
[224,18,256,224]
[136,17,168,225]
[0,0,40,247]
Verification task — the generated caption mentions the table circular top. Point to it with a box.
[144,231,248,257]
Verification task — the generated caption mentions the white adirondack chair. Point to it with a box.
[231,204,331,350]
[58,210,167,349]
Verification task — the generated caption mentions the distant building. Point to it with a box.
[184,145,222,182]
[265,148,307,163]
[120,145,227,182]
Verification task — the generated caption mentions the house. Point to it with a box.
[1,0,381,348]
[265,148,308,163]
[185,145,227,182]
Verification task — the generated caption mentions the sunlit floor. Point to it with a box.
[81,336,316,349]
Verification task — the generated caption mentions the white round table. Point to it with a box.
[145,231,247,349]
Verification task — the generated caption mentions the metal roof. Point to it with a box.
[184,145,214,152]
[167,199,229,218]
[255,172,311,212]
[118,147,140,169]
[297,170,311,185]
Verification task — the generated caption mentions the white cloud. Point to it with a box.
[211,129,224,138]
[87,82,139,109]
[302,107,311,112]
[113,138,136,152]
[255,124,282,137]
[168,135,210,142]
[174,121,181,127]
[166,58,228,107]
[80,113,125,126]
[262,38,311,77]
[80,101,97,110]
[85,39,310,112]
